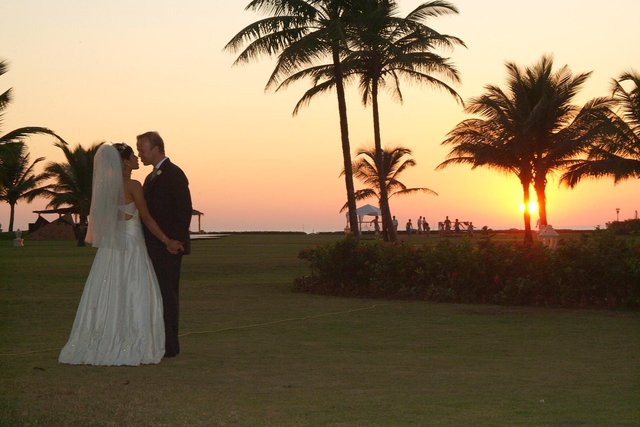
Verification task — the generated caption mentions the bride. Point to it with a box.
[59,143,183,365]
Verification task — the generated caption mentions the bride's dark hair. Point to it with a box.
[113,143,134,160]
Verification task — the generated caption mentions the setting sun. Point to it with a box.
[519,200,539,215]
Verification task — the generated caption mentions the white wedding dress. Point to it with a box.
[59,202,165,365]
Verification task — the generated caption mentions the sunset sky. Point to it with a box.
[1,0,638,232]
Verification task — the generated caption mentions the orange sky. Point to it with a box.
[1,0,638,232]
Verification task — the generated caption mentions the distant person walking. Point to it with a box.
[371,215,380,234]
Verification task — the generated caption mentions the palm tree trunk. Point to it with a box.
[371,82,396,242]
[8,202,15,232]
[76,214,88,247]
[332,49,359,238]
[521,182,533,244]
[534,178,548,227]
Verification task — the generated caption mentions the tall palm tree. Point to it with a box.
[439,55,608,243]
[340,146,438,222]
[561,70,640,186]
[513,56,610,227]
[41,142,102,246]
[225,0,361,237]
[0,60,66,147]
[281,0,463,241]
[0,142,50,232]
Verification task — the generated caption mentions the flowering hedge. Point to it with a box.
[294,232,640,309]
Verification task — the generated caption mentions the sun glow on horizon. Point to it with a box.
[519,200,539,216]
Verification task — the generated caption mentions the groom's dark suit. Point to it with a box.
[143,158,192,357]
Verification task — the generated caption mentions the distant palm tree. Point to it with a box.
[225,0,361,236]
[340,146,438,223]
[439,117,536,243]
[438,55,608,243]
[41,142,102,246]
[561,71,640,186]
[0,60,66,147]
[282,0,463,241]
[0,142,50,232]
[517,56,610,227]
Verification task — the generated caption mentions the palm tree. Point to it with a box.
[41,142,102,246]
[438,116,536,243]
[225,0,361,237]
[0,60,66,147]
[514,56,610,227]
[561,70,640,186]
[531,95,612,227]
[0,142,50,232]
[439,55,608,243]
[340,146,438,226]
[1,60,67,228]
[281,0,463,241]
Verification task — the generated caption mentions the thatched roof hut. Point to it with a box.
[27,212,76,241]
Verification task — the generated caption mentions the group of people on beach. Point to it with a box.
[439,216,474,234]
[398,216,431,234]
[58,132,192,366]
[370,215,475,236]
[370,215,431,234]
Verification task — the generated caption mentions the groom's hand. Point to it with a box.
[166,239,184,254]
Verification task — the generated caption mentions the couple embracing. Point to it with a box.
[59,131,192,365]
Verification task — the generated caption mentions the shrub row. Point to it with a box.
[606,218,640,235]
[294,232,640,309]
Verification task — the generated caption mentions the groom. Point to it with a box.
[137,131,192,358]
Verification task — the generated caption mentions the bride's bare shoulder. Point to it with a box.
[124,178,143,190]
[123,179,144,203]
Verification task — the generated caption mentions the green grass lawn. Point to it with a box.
[1,234,639,426]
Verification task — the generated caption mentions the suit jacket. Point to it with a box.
[143,158,193,255]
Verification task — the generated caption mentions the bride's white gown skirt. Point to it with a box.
[59,204,165,366]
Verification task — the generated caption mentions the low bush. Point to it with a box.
[606,218,640,235]
[294,232,640,309]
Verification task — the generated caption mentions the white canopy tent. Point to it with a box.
[346,204,382,232]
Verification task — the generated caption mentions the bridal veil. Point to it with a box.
[85,144,126,250]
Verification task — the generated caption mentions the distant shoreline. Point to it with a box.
[189,228,597,236]
[0,228,602,241]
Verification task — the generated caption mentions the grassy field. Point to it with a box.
[1,234,639,426]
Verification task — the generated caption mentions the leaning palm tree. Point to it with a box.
[561,70,640,186]
[225,0,361,236]
[0,142,50,232]
[281,0,464,241]
[40,142,102,246]
[0,60,66,147]
[340,146,438,223]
